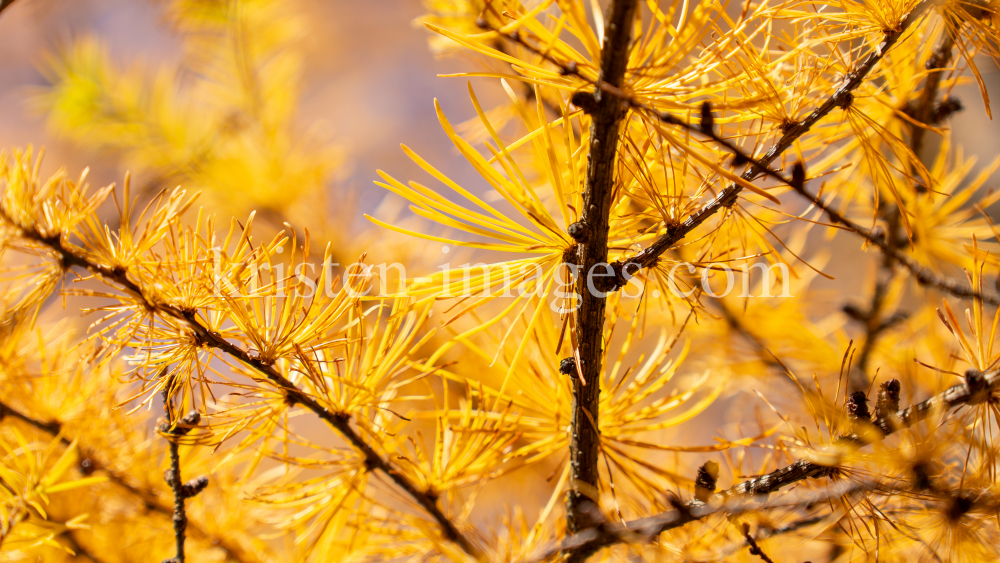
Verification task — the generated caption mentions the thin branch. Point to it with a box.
[909,32,958,158]
[62,528,105,563]
[850,28,959,391]
[163,390,188,563]
[485,23,797,191]
[848,253,902,391]
[5,223,482,558]
[0,400,62,435]
[545,368,1000,560]
[566,0,637,553]
[792,180,1000,305]
[499,4,986,311]
[714,515,828,560]
[0,399,252,563]
[608,0,934,282]
[742,523,778,563]
[713,298,786,374]
[530,481,869,563]
[846,201,906,392]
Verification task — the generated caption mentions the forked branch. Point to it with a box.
[486,1,980,311]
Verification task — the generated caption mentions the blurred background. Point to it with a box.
[1,0,469,187]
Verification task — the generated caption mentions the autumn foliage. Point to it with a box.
[1,0,1000,561]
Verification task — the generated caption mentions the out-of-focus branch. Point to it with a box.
[910,32,958,158]
[848,28,959,391]
[713,299,786,373]
[791,180,1000,305]
[544,368,1000,560]
[0,0,17,17]
[4,220,482,559]
[742,523,777,563]
[715,515,828,560]
[62,528,104,563]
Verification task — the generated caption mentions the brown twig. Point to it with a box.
[162,390,188,563]
[5,222,482,558]
[849,28,959,391]
[565,1,637,554]
[543,368,1000,560]
[909,32,958,159]
[847,247,902,391]
[531,481,869,563]
[742,522,778,563]
[610,1,934,281]
[714,515,828,560]
[791,180,1000,305]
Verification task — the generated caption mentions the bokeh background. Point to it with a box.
[1,0,999,551]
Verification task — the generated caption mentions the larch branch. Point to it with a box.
[566,0,637,554]
[6,222,482,559]
[487,3,987,311]
[0,399,253,563]
[545,368,1000,560]
[792,181,1000,305]
[612,0,934,279]
[850,27,959,391]
[163,396,188,563]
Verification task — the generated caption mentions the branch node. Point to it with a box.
[778,118,800,135]
[180,476,209,499]
[567,221,589,242]
[846,390,871,422]
[965,368,989,403]
[874,379,901,433]
[931,97,964,124]
[694,461,719,502]
[78,457,95,476]
[836,91,854,110]
[571,91,599,115]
